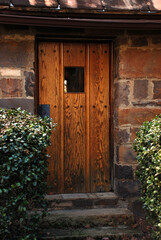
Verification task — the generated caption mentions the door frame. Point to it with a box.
[35,37,114,191]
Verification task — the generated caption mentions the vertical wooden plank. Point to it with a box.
[60,43,64,193]
[39,42,60,194]
[64,43,85,67]
[89,43,110,192]
[64,94,86,193]
[85,44,90,192]
[63,43,86,193]
[110,42,114,191]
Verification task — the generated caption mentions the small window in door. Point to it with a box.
[64,67,84,93]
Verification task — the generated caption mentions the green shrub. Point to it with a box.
[133,115,161,240]
[0,108,55,240]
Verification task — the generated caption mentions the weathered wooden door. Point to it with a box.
[38,42,110,194]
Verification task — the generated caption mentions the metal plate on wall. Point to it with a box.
[38,104,50,118]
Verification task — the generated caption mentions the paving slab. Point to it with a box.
[95,193,118,199]
[46,195,63,201]
[46,193,118,201]
[48,207,132,217]
[39,226,143,240]
[62,193,88,200]
[41,208,134,228]
[87,193,98,199]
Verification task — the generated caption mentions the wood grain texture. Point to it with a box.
[110,42,114,190]
[60,43,64,193]
[64,43,85,67]
[85,44,90,192]
[39,42,61,193]
[38,42,110,193]
[89,43,110,192]
[64,94,86,193]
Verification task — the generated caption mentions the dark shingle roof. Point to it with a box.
[0,0,161,12]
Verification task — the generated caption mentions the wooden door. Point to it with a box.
[38,42,110,194]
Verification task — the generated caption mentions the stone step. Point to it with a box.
[40,208,135,229]
[45,193,119,210]
[38,226,143,240]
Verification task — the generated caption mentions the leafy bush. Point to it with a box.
[133,115,161,240]
[0,108,55,240]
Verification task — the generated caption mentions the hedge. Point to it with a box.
[0,108,55,240]
[133,115,161,240]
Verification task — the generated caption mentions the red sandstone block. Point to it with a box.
[119,48,161,79]
[115,179,140,197]
[115,128,130,145]
[130,127,140,142]
[153,80,161,99]
[24,71,35,97]
[0,98,34,113]
[115,164,133,180]
[133,80,148,99]
[117,145,137,165]
[131,37,148,47]
[0,41,34,68]
[151,35,161,45]
[118,108,161,126]
[0,78,22,97]
[114,81,130,106]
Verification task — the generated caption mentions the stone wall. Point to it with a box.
[114,31,161,210]
[0,25,35,113]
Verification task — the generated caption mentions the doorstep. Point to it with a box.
[45,192,122,210]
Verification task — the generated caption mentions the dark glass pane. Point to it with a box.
[64,67,84,93]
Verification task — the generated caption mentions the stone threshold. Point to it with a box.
[45,192,118,201]
[44,192,121,210]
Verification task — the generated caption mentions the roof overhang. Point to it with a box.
[1,13,161,30]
